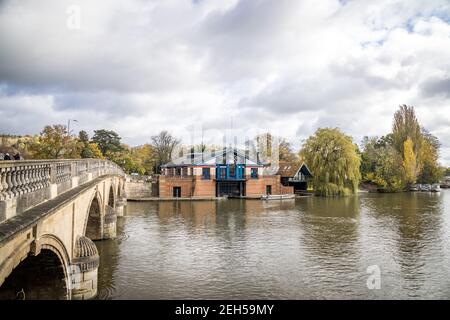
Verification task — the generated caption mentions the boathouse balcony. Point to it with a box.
[162,167,193,179]
[215,164,247,181]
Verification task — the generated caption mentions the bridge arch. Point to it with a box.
[117,180,122,198]
[0,234,70,300]
[0,159,126,300]
[85,191,103,241]
[108,182,115,208]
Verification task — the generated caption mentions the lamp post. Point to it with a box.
[67,119,78,136]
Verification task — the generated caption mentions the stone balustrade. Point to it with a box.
[0,159,124,222]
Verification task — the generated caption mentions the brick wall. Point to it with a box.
[159,176,195,198]
[193,177,216,197]
[159,173,293,198]
[246,175,292,196]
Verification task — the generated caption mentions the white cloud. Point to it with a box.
[0,0,449,165]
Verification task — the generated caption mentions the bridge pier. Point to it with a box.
[70,236,99,300]
[115,198,126,217]
[103,205,117,239]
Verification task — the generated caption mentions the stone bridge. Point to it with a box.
[0,159,127,300]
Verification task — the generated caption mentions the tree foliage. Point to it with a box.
[445,167,450,177]
[78,131,103,159]
[301,128,361,196]
[402,138,418,185]
[361,105,443,191]
[392,105,422,155]
[92,129,123,155]
[27,125,82,159]
[417,134,443,183]
[368,145,406,192]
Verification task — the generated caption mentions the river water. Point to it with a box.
[96,191,450,299]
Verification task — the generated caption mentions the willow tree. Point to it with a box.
[301,128,361,196]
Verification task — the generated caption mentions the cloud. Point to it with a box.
[421,76,450,98]
[0,0,450,165]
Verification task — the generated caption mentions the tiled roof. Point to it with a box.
[275,161,312,177]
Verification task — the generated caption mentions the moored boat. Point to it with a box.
[261,194,296,200]
[431,184,441,192]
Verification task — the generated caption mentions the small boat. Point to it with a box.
[409,184,419,192]
[261,194,296,200]
[431,184,441,192]
[421,184,431,192]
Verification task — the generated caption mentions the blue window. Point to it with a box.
[229,164,236,178]
[251,168,258,179]
[202,168,210,180]
[220,167,227,179]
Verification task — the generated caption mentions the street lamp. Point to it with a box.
[67,119,78,136]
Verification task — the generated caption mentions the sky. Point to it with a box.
[0,0,450,165]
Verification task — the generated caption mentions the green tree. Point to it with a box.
[370,145,405,192]
[78,131,103,159]
[361,107,443,191]
[92,129,123,156]
[301,128,361,196]
[111,152,145,175]
[445,168,450,177]
[360,136,379,180]
[28,125,82,159]
[417,134,443,183]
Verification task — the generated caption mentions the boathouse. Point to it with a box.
[276,161,313,193]
[158,147,292,198]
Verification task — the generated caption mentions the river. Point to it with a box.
[96,190,450,299]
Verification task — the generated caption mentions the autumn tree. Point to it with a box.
[28,125,82,159]
[392,105,422,156]
[402,137,418,185]
[132,144,158,174]
[301,128,361,196]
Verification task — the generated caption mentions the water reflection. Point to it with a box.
[96,191,450,299]
[95,217,125,299]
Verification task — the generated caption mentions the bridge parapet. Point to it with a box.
[0,159,124,223]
